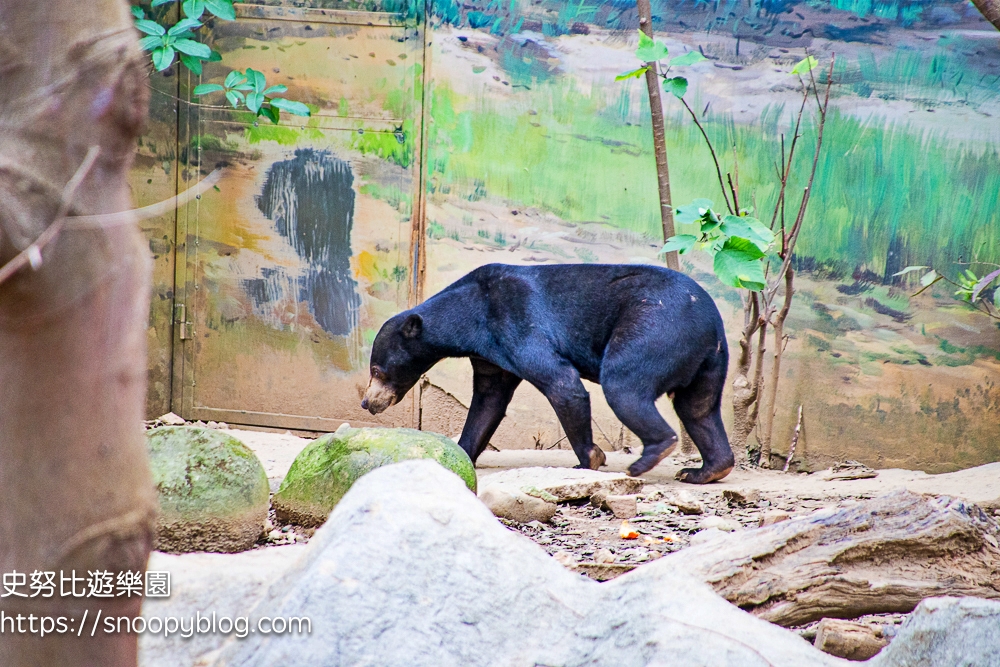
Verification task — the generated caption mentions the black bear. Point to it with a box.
[362,263,733,483]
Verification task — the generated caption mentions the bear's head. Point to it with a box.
[362,313,427,414]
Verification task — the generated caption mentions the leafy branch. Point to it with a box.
[131,0,311,124]
[895,265,1000,320]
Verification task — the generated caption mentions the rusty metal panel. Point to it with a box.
[170,2,426,431]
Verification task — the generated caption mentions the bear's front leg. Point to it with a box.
[457,359,522,463]
[533,365,606,470]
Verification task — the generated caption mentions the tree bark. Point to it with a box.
[0,2,156,665]
[971,0,1000,30]
[635,0,679,271]
[664,490,1000,627]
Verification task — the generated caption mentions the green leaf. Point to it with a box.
[179,53,203,75]
[135,19,166,36]
[208,49,223,62]
[920,269,939,287]
[138,35,163,51]
[664,76,688,99]
[152,0,176,6]
[675,199,714,224]
[262,84,288,95]
[131,6,145,19]
[151,46,175,71]
[791,55,819,75]
[246,68,266,93]
[994,289,1000,311]
[246,92,264,114]
[269,98,311,116]
[972,269,1000,303]
[224,70,246,88]
[260,105,280,124]
[893,265,928,277]
[719,215,774,252]
[192,83,224,95]
[182,0,205,18]
[714,237,767,291]
[174,39,211,58]
[615,66,648,81]
[168,18,202,35]
[635,30,669,63]
[225,90,243,108]
[204,0,236,20]
[661,234,698,255]
[670,51,707,66]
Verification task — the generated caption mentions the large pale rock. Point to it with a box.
[869,597,1000,666]
[479,466,642,522]
[148,426,270,553]
[272,426,476,526]
[139,546,305,667]
[661,490,1000,626]
[211,461,845,667]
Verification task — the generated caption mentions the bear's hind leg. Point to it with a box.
[603,383,679,477]
[672,377,734,484]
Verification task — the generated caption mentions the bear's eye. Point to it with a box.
[371,367,384,381]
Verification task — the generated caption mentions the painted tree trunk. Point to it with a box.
[0,2,156,665]
[971,0,1000,30]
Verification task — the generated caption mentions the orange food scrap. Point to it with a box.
[619,520,639,539]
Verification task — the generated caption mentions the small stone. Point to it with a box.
[759,510,791,527]
[260,519,274,537]
[217,422,229,429]
[594,548,615,564]
[814,618,887,660]
[700,515,741,532]
[552,551,577,567]
[157,412,186,426]
[822,460,878,481]
[267,529,282,541]
[602,494,638,519]
[723,488,761,506]
[664,491,704,515]
[207,421,220,429]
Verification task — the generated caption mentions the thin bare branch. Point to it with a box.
[679,97,733,214]
[66,169,222,228]
[0,146,100,286]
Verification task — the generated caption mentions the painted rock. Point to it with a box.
[272,426,477,526]
[148,426,269,553]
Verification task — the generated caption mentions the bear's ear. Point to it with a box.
[401,313,423,339]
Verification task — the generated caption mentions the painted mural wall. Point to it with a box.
[134,0,999,473]
[413,0,1000,472]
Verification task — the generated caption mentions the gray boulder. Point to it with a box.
[211,460,845,667]
[147,426,270,553]
[870,596,1000,667]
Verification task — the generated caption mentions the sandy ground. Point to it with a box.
[228,426,1000,504]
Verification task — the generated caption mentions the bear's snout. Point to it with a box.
[362,376,398,415]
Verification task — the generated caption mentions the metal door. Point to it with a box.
[171,2,427,431]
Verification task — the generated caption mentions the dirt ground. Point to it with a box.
[221,425,1000,638]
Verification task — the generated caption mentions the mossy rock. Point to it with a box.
[147,426,269,553]
[273,427,477,526]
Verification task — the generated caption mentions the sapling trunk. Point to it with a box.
[635,0,679,271]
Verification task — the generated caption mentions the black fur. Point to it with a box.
[363,263,734,483]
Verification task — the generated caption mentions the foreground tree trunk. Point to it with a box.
[0,3,156,665]
[665,490,1000,627]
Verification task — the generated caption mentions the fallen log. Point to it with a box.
[660,489,1000,627]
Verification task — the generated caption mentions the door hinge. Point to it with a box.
[175,304,193,340]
